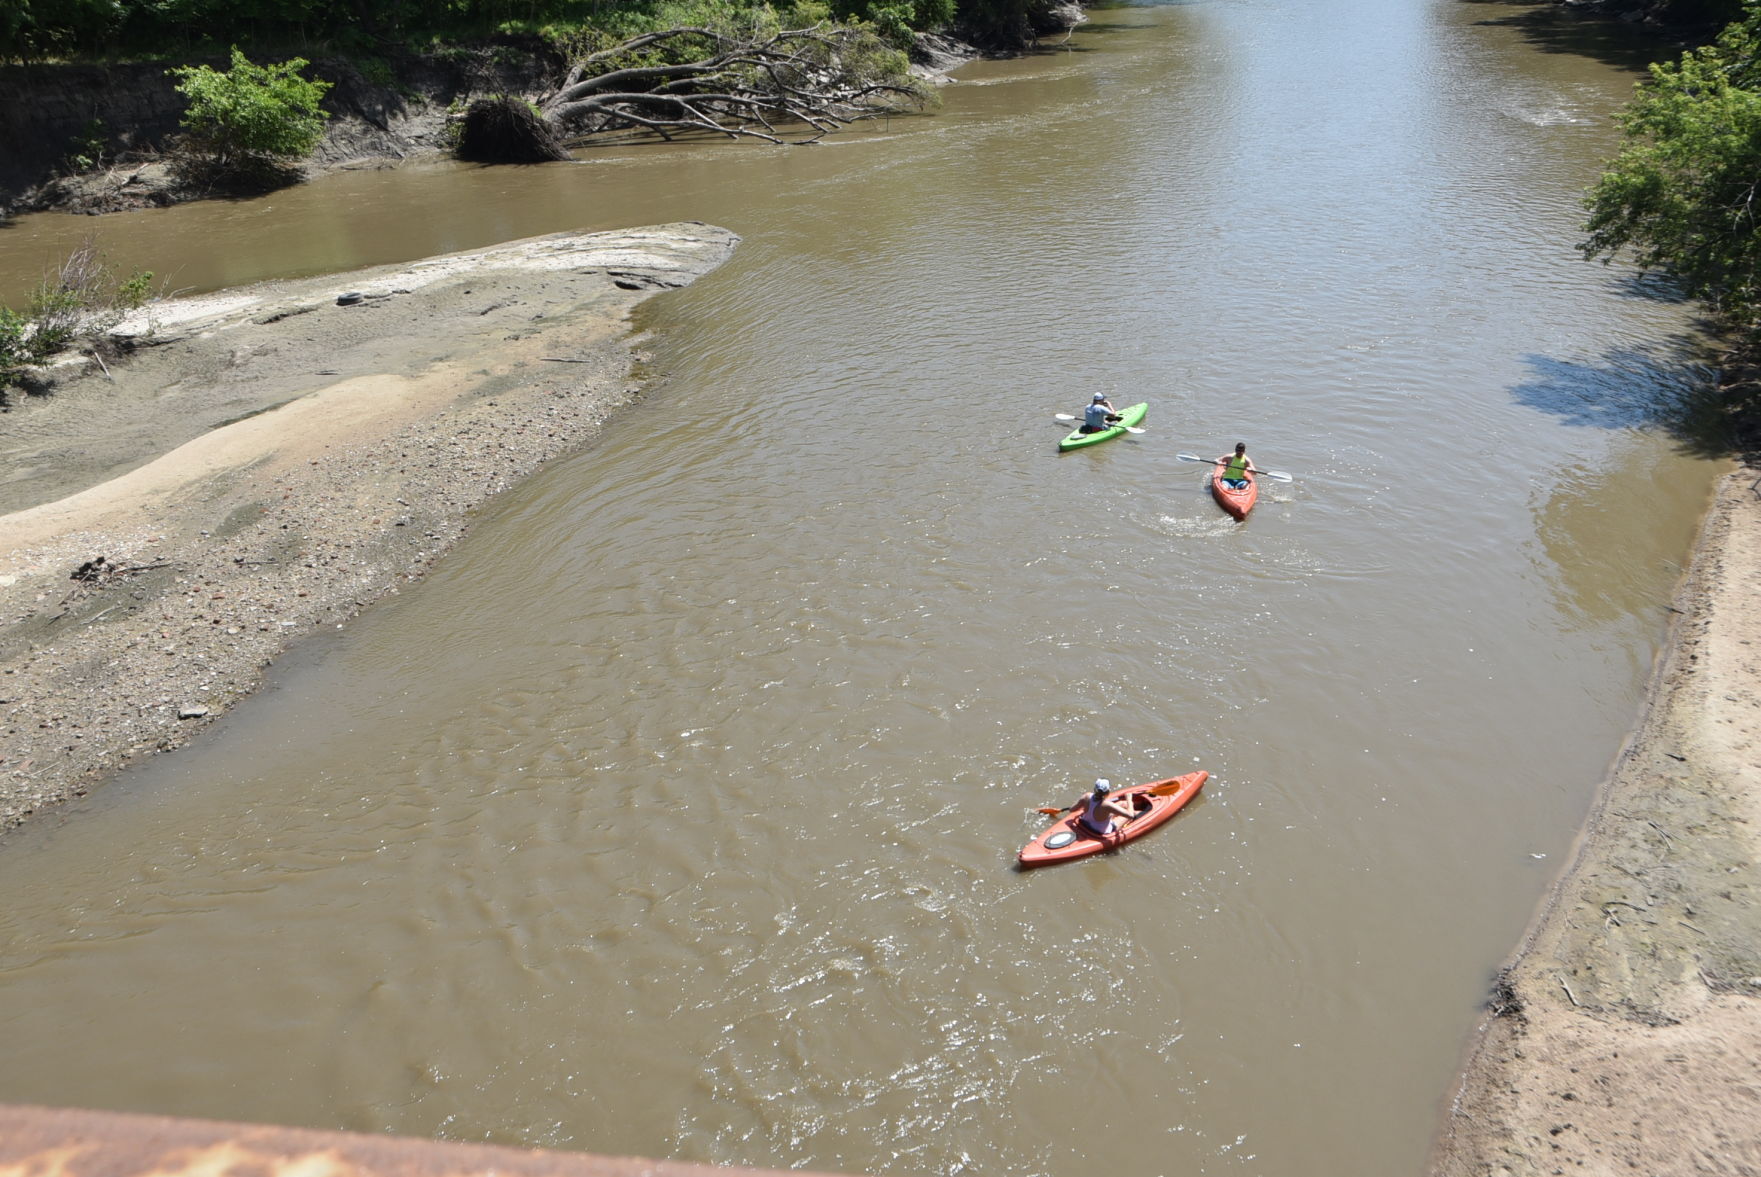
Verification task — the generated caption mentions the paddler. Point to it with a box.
[1079,778,1138,835]
[1080,393,1122,434]
[1218,442,1256,488]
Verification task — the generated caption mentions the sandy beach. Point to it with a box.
[1430,468,1761,1175]
[0,223,738,831]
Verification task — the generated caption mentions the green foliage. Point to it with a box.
[115,268,153,310]
[26,285,86,356]
[564,0,912,83]
[168,48,333,168]
[828,0,953,45]
[1582,4,1761,323]
[62,118,110,172]
[0,307,39,387]
[355,55,394,86]
[0,241,154,393]
[948,0,1029,49]
[831,25,916,91]
[6,0,972,63]
[871,6,919,44]
[1,0,123,63]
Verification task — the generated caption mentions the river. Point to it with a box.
[0,1,1723,1174]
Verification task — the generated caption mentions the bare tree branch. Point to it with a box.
[531,21,929,149]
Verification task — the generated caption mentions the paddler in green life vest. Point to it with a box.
[1218,443,1256,488]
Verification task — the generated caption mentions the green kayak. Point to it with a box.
[1058,402,1148,452]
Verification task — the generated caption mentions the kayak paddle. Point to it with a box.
[1054,413,1145,435]
[1035,777,1199,815]
[1176,452,1294,482]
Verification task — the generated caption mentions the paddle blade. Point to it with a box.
[1036,806,1065,815]
[1123,426,1146,434]
[1262,469,1294,483]
[1176,452,1215,464]
[1054,414,1077,422]
[1146,777,1199,797]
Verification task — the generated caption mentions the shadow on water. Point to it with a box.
[1605,267,1699,304]
[1456,0,1698,70]
[1579,272,1761,457]
[1510,338,1740,456]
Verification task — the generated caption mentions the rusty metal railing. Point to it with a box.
[0,1103,847,1177]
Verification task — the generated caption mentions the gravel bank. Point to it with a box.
[0,223,738,831]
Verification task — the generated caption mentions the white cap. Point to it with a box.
[1092,393,1108,402]
[1093,777,1110,791]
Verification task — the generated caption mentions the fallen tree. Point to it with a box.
[458,18,929,161]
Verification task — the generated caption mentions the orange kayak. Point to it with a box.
[1018,772,1207,868]
[1211,465,1258,520]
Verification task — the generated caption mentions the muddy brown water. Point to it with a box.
[0,1,1725,1174]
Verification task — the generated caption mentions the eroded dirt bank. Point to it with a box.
[1431,469,1761,1176]
[0,223,738,831]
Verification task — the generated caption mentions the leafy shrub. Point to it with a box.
[167,49,333,176]
[0,309,34,379]
[831,0,955,43]
[0,242,155,394]
[116,269,153,311]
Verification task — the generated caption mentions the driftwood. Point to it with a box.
[68,556,173,585]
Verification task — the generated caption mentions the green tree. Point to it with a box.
[0,0,123,62]
[1582,5,1761,323]
[823,0,955,45]
[167,48,333,177]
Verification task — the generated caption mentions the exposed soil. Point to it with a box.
[0,34,977,220]
[0,223,738,831]
[0,45,540,218]
[1430,468,1761,1177]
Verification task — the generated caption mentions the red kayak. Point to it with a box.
[1211,464,1258,520]
[1018,772,1207,868]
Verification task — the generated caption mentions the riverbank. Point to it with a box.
[0,33,978,220]
[0,223,738,832]
[1430,466,1761,1175]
